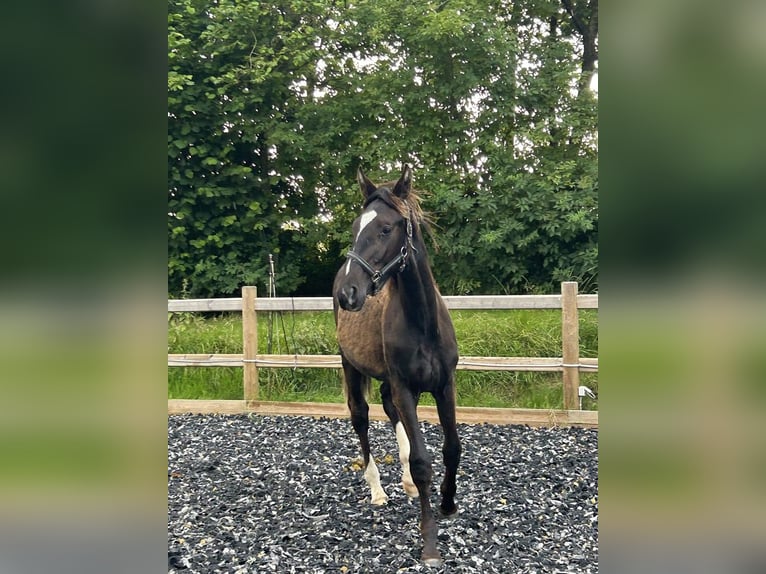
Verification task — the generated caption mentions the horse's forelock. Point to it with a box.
[363,184,424,223]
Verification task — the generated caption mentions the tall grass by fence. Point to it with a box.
[168,282,598,426]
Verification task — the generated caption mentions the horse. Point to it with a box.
[332,165,461,566]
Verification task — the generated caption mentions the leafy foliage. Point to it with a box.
[168,0,598,297]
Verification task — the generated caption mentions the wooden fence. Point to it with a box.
[168,281,598,427]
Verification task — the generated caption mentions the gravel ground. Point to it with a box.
[168,414,598,573]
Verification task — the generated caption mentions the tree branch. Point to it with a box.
[560,0,586,37]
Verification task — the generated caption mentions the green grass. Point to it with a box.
[168,309,598,410]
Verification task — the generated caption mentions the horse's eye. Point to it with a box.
[381,225,392,236]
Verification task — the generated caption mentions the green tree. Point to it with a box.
[168,0,339,296]
[168,0,598,297]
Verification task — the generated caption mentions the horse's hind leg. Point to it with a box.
[381,381,418,498]
[434,378,461,517]
[343,358,388,505]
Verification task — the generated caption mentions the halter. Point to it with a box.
[345,201,417,294]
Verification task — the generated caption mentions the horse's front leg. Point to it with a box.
[391,382,442,566]
[343,360,388,505]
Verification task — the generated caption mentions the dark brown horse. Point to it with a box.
[333,165,461,566]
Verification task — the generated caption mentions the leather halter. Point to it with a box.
[345,199,416,294]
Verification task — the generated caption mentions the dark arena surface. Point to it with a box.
[168,414,598,573]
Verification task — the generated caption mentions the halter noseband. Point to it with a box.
[345,202,416,294]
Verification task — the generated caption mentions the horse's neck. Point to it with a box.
[396,250,441,338]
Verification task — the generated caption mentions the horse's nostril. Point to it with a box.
[342,285,357,307]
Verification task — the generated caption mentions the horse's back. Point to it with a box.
[335,284,391,380]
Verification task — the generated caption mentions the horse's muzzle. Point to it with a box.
[338,284,364,312]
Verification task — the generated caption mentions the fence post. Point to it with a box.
[242,286,259,404]
[561,281,580,410]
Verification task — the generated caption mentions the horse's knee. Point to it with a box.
[350,412,368,436]
[442,437,461,467]
[348,397,369,428]
[408,455,433,486]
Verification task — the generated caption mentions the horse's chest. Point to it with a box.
[336,288,390,379]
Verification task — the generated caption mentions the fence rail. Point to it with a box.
[168,353,599,371]
[167,293,599,312]
[168,281,598,425]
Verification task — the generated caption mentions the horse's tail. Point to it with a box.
[343,375,372,401]
[341,362,371,403]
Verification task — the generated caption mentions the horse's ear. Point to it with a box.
[357,167,377,199]
[393,165,412,200]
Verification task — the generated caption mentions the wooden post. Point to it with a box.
[561,281,580,410]
[242,286,259,403]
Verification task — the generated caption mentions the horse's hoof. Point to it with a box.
[439,505,459,519]
[422,556,443,568]
[370,493,389,505]
[402,481,419,498]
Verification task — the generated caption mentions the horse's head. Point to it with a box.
[334,165,417,312]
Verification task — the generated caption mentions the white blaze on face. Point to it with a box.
[356,209,378,243]
[346,209,378,276]
[396,422,418,498]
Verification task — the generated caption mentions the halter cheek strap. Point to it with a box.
[345,204,416,294]
[345,246,408,293]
